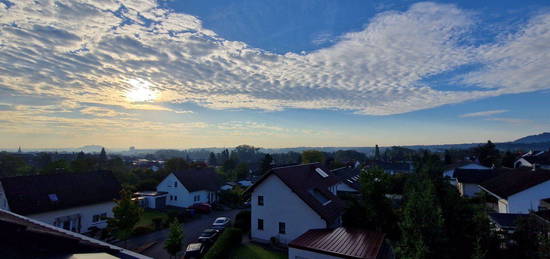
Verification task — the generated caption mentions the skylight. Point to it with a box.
[315,168,328,178]
[309,189,332,206]
[48,194,58,202]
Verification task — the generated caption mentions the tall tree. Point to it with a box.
[108,189,143,248]
[375,145,380,161]
[260,154,273,174]
[164,218,184,259]
[502,151,517,168]
[473,141,500,168]
[302,150,325,164]
[234,162,250,180]
[208,152,217,166]
[99,147,107,162]
[358,166,397,236]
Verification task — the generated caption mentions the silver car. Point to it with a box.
[211,216,231,229]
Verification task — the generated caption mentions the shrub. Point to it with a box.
[203,227,243,259]
[233,210,251,232]
[132,225,154,236]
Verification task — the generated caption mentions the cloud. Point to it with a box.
[0,0,548,124]
[486,117,532,125]
[460,109,508,118]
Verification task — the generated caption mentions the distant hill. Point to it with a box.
[514,132,550,144]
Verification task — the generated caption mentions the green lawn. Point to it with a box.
[230,244,287,259]
[135,210,168,229]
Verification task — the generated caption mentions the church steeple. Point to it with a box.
[17,146,21,153]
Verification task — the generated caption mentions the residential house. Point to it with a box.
[479,168,550,213]
[453,167,498,197]
[329,166,361,194]
[245,163,345,245]
[488,213,528,233]
[0,171,121,233]
[289,227,394,259]
[515,150,550,170]
[156,167,222,208]
[0,209,150,259]
[368,161,412,175]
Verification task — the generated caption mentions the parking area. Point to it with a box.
[118,208,245,259]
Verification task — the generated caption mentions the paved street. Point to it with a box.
[116,209,244,259]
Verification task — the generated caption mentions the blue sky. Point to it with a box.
[0,0,549,149]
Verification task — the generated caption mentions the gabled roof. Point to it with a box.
[489,213,527,229]
[479,168,550,199]
[172,167,222,192]
[245,163,344,224]
[289,227,386,259]
[1,171,121,215]
[522,152,550,165]
[330,166,361,190]
[453,168,501,184]
[0,209,150,259]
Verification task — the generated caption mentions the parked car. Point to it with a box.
[183,243,206,259]
[189,203,212,213]
[212,216,231,229]
[198,228,221,243]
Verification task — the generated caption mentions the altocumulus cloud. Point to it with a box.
[0,0,549,117]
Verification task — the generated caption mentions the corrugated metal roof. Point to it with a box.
[289,227,385,259]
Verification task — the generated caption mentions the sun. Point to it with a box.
[125,79,159,102]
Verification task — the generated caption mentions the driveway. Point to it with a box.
[117,208,244,259]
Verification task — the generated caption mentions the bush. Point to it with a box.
[132,225,154,236]
[203,227,243,259]
[233,210,251,232]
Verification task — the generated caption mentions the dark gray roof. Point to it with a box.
[0,209,149,259]
[489,213,527,229]
[173,167,223,192]
[522,152,550,165]
[480,168,550,198]
[330,166,361,190]
[453,169,501,184]
[245,163,345,225]
[1,171,121,215]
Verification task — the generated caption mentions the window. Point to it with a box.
[315,168,328,178]
[100,213,107,220]
[194,195,200,202]
[93,213,107,223]
[279,222,286,234]
[258,195,264,206]
[174,195,177,201]
[257,219,264,230]
[174,181,177,187]
[93,215,100,223]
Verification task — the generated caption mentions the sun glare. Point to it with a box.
[125,79,158,102]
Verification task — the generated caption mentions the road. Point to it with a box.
[118,208,244,259]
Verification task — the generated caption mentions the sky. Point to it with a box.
[0,0,549,149]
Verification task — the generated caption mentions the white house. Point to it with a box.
[156,167,222,208]
[245,163,345,245]
[0,171,121,233]
[515,150,550,170]
[479,168,550,213]
[452,165,496,197]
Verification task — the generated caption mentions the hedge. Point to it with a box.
[233,210,251,233]
[203,227,243,259]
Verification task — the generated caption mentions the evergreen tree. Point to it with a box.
[473,141,500,167]
[164,218,184,259]
[208,152,217,166]
[502,151,517,168]
[99,147,107,161]
[108,189,143,248]
[260,154,273,174]
[359,166,397,236]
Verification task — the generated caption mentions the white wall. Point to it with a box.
[28,201,115,233]
[0,183,10,211]
[498,199,509,213]
[507,179,550,213]
[288,247,342,259]
[251,174,326,245]
[156,173,217,208]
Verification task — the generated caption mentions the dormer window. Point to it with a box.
[315,168,328,178]
[174,181,178,187]
[309,188,332,206]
